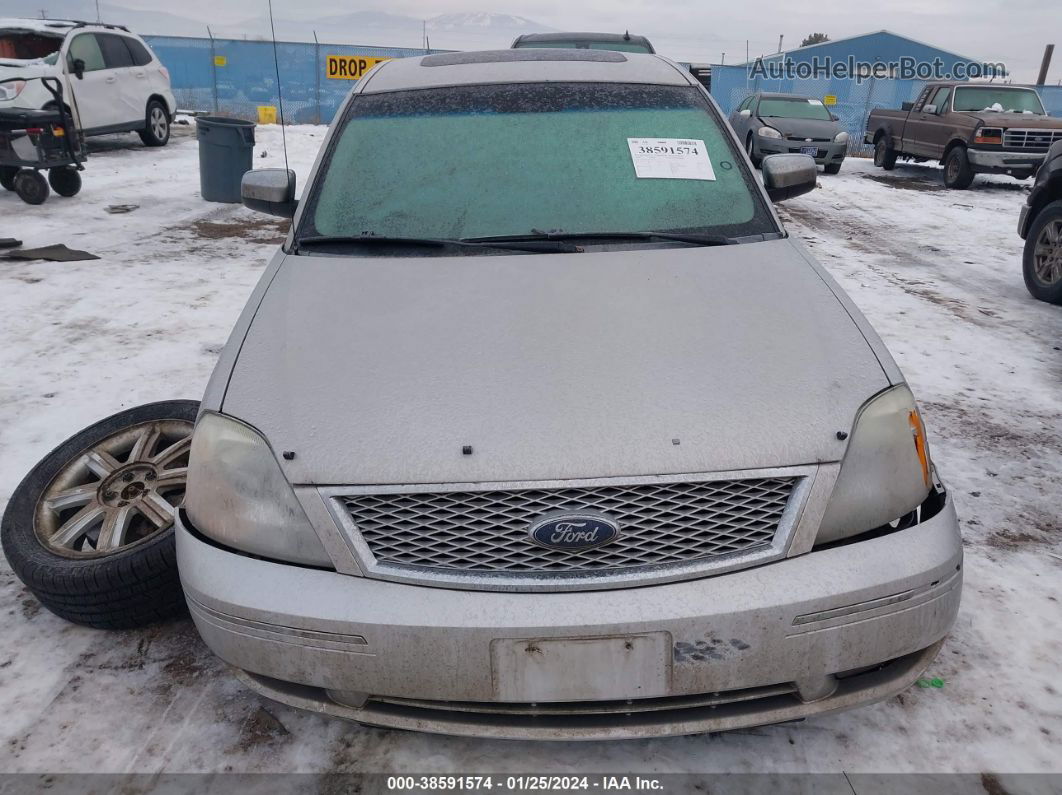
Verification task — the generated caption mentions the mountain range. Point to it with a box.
[0,3,556,48]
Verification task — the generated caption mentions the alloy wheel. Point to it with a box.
[1033,218,1062,285]
[150,107,168,141]
[34,419,192,558]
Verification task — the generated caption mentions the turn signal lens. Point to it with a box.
[974,127,1003,145]
[908,409,931,487]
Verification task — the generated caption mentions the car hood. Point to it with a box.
[0,61,54,79]
[758,116,839,139]
[222,239,891,485]
[961,112,1062,129]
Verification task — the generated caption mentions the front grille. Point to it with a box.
[337,476,798,577]
[365,683,800,719]
[1003,128,1062,151]
[786,135,830,143]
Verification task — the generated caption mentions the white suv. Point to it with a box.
[0,18,175,146]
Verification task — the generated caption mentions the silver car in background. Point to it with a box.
[177,49,961,740]
[730,91,849,173]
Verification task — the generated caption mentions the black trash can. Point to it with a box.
[196,116,255,203]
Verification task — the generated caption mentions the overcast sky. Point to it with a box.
[20,0,1062,82]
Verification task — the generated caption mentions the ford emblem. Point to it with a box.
[528,512,621,551]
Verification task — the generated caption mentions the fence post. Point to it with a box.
[207,26,218,114]
[314,31,321,125]
[861,76,877,155]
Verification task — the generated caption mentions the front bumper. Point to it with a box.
[967,148,1045,172]
[757,138,847,164]
[177,491,962,740]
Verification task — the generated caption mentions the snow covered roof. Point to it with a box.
[742,29,987,67]
[0,18,78,35]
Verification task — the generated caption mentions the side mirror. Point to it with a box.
[762,154,817,202]
[739,109,752,117]
[72,58,85,79]
[830,113,839,121]
[241,169,297,218]
[922,104,937,115]
[901,101,914,111]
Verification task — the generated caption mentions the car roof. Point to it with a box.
[361,49,693,93]
[515,31,653,47]
[0,17,130,34]
[0,18,77,33]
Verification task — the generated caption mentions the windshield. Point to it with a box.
[953,87,1045,114]
[300,82,774,251]
[514,40,653,53]
[0,30,62,64]
[757,97,833,120]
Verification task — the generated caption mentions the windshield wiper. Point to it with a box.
[463,230,738,247]
[295,234,580,254]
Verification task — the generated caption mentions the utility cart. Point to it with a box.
[0,77,85,205]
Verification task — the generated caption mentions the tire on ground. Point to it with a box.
[824,162,842,175]
[1,400,200,629]
[14,170,49,204]
[874,137,897,170]
[48,167,82,197]
[943,146,975,190]
[745,134,762,168]
[138,99,171,147]
[0,166,18,191]
[1022,199,1062,305]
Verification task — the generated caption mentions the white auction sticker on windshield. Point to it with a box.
[627,138,716,181]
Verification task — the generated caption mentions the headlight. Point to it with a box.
[185,412,332,566]
[758,126,782,139]
[834,131,849,143]
[974,127,1003,145]
[0,80,27,101]
[815,385,932,545]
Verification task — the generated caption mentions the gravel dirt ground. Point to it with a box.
[0,125,1060,777]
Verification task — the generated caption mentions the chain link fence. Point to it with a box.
[142,38,1062,136]
[143,35,437,125]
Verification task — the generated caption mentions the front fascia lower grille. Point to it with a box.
[321,467,814,592]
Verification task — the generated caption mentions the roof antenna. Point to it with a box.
[624,30,631,41]
[267,0,290,174]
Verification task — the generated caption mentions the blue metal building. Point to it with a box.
[743,30,1000,82]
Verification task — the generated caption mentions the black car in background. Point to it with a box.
[1018,139,1062,304]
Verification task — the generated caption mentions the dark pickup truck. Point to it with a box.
[865,82,1062,189]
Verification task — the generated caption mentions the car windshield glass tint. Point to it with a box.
[304,83,772,244]
[758,98,832,120]
[953,87,1045,114]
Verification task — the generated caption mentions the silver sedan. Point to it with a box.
[178,50,961,740]
[730,91,849,173]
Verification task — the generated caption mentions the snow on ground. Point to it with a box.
[0,127,1060,775]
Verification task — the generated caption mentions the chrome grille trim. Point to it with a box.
[321,467,815,592]
[1003,128,1062,151]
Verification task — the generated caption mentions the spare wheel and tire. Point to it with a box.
[1,400,199,629]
